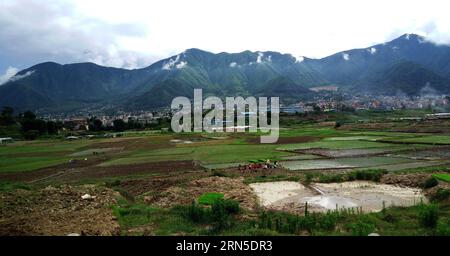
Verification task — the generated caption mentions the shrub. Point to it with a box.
[186,201,209,223]
[318,174,344,183]
[334,121,342,129]
[211,170,228,177]
[430,188,450,202]
[258,210,344,234]
[436,220,450,236]
[422,177,438,189]
[23,130,39,140]
[185,199,240,231]
[112,203,156,229]
[348,216,375,236]
[211,199,240,217]
[305,173,314,183]
[350,169,387,182]
[210,199,240,231]
[418,203,439,229]
[105,179,121,188]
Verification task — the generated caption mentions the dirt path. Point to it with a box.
[146,176,258,210]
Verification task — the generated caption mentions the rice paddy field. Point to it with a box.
[1,116,450,236]
[0,128,450,172]
[1,124,450,175]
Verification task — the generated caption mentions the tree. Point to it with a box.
[19,110,47,138]
[313,105,322,113]
[0,106,15,125]
[89,117,104,131]
[20,119,47,135]
[46,121,59,135]
[22,111,36,120]
[113,119,127,132]
[23,130,40,140]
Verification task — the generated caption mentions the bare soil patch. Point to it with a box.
[50,160,203,182]
[0,160,202,184]
[145,176,258,210]
[0,185,119,236]
[118,171,211,197]
[380,173,431,188]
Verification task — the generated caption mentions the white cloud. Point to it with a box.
[342,53,350,61]
[162,55,181,70]
[175,61,187,69]
[9,70,35,82]
[256,52,264,63]
[293,55,304,63]
[0,67,19,85]
[255,52,272,64]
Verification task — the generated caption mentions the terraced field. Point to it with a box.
[1,119,450,236]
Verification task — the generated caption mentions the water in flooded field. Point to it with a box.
[250,181,426,213]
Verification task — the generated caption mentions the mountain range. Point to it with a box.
[1,33,450,113]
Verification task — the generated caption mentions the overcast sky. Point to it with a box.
[1,0,450,84]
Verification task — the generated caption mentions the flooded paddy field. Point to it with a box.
[250,181,426,213]
[393,146,450,160]
[280,156,412,171]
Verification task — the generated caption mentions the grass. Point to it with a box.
[112,202,159,230]
[198,192,224,205]
[0,139,92,156]
[0,139,98,172]
[433,173,450,183]
[0,156,70,172]
[0,181,31,192]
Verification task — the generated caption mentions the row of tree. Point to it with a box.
[1,106,173,140]
[0,107,63,140]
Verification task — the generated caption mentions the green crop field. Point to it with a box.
[198,192,224,205]
[0,156,70,172]
[100,144,293,166]
[433,173,450,182]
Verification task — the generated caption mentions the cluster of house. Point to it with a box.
[280,95,450,113]
[345,95,449,111]
[42,111,165,131]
